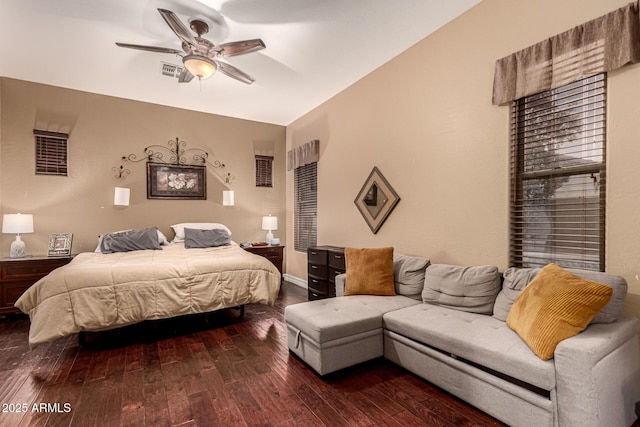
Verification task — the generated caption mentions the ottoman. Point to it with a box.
[284,295,420,375]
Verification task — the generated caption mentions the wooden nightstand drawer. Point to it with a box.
[2,258,70,280]
[243,245,284,278]
[0,256,73,315]
[2,281,33,308]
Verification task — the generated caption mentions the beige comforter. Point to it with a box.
[15,242,281,347]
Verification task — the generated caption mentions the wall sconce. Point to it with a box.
[114,187,130,206]
[112,164,130,180]
[262,214,278,244]
[2,213,34,258]
[223,190,234,206]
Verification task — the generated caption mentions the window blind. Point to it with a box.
[294,162,317,252]
[510,73,606,271]
[34,130,68,176]
[255,155,273,187]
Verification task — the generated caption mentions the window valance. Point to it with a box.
[287,139,319,171]
[492,0,640,105]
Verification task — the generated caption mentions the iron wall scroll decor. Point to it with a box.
[147,163,206,200]
[123,136,225,168]
[121,137,231,199]
[354,167,400,234]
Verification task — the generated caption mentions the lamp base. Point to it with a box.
[265,231,274,245]
[9,236,26,258]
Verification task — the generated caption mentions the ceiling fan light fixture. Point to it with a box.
[183,55,217,79]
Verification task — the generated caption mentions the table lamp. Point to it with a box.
[261,215,278,244]
[2,213,34,258]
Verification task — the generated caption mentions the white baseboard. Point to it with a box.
[283,274,307,289]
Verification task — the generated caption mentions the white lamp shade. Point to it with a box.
[262,215,278,231]
[2,213,34,234]
[114,187,130,206]
[223,190,234,206]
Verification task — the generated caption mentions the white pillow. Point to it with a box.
[95,228,170,253]
[171,223,232,243]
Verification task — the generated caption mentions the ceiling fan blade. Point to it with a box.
[115,42,182,55]
[214,61,255,84]
[178,68,194,83]
[217,39,265,57]
[157,8,199,48]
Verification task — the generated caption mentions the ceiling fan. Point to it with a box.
[116,8,265,84]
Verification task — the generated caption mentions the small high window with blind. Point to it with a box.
[510,73,606,271]
[34,130,69,176]
[255,155,273,187]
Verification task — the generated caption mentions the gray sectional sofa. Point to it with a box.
[284,255,640,427]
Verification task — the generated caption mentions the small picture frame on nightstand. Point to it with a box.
[48,233,73,257]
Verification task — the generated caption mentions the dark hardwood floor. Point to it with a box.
[0,281,620,427]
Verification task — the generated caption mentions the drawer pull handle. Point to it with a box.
[310,251,317,255]
[334,255,343,259]
[311,265,317,269]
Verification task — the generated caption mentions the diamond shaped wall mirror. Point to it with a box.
[354,167,400,234]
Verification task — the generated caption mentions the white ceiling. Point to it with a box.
[0,0,480,126]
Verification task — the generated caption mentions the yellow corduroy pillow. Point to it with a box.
[506,263,613,360]
[344,247,395,296]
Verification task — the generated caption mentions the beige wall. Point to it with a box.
[0,78,286,256]
[285,0,640,320]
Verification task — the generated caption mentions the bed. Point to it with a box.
[15,226,281,347]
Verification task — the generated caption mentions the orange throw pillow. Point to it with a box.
[344,247,395,296]
[507,263,613,360]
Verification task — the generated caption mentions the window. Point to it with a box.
[294,161,317,252]
[510,73,606,271]
[255,155,273,187]
[34,130,68,176]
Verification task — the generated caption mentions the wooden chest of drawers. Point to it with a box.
[307,245,345,300]
[0,256,73,315]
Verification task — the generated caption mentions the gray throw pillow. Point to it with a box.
[492,267,540,321]
[100,227,162,253]
[184,228,231,248]
[393,254,430,300]
[422,264,501,314]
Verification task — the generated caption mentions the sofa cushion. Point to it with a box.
[383,303,556,391]
[345,247,395,296]
[493,266,627,324]
[285,295,420,343]
[393,254,430,299]
[493,267,541,322]
[422,264,501,314]
[506,263,613,361]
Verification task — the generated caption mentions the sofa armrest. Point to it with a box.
[554,316,640,426]
[335,273,346,297]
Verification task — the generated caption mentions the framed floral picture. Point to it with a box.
[147,163,206,200]
[48,233,73,256]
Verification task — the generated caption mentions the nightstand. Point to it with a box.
[244,245,284,279]
[0,256,73,315]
